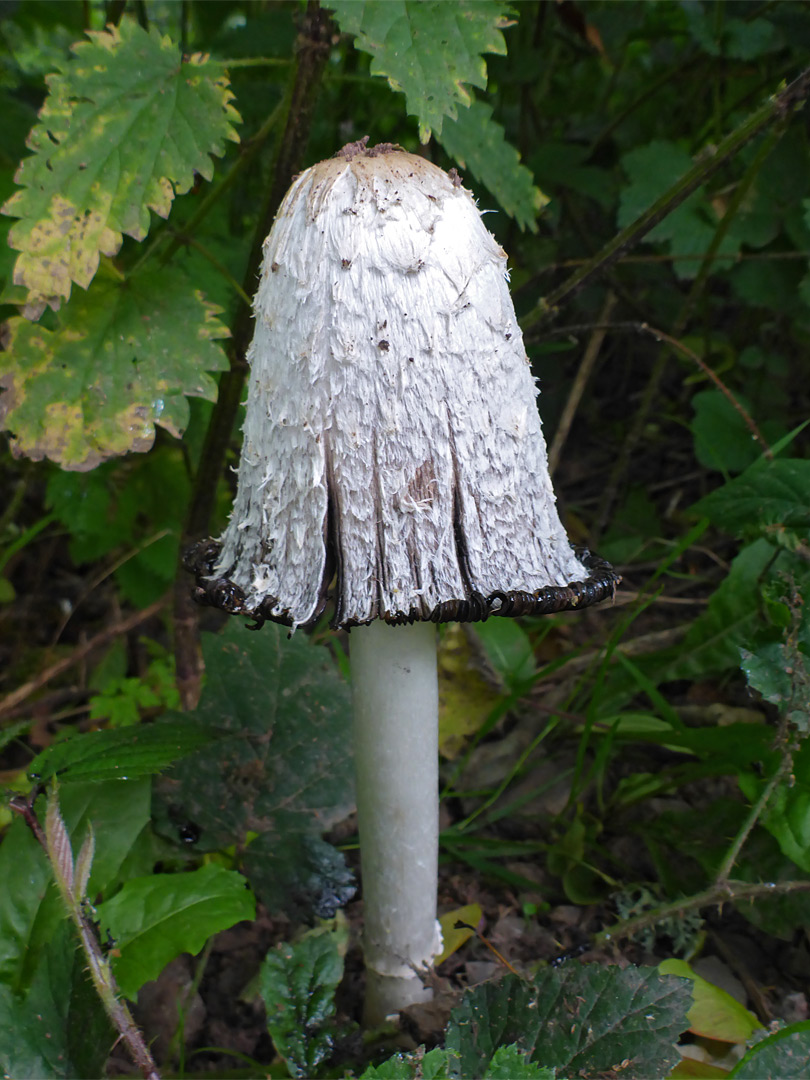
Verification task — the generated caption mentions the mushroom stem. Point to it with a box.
[350,619,441,1024]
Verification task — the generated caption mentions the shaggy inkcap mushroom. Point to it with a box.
[188,139,617,627]
[187,139,619,1024]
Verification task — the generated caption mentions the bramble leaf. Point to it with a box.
[97,864,255,1000]
[329,1,512,141]
[153,620,355,851]
[2,18,240,310]
[0,264,229,470]
[438,100,547,231]
[731,1023,810,1078]
[446,965,690,1080]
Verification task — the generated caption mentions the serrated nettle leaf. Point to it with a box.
[29,720,220,783]
[260,928,344,1078]
[438,100,547,232]
[153,620,354,852]
[2,18,240,309]
[446,965,691,1080]
[97,864,255,1000]
[660,539,784,683]
[740,642,797,707]
[330,1,512,141]
[0,264,229,470]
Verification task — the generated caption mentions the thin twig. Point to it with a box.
[51,529,170,646]
[639,322,773,457]
[715,755,792,884]
[0,596,167,719]
[535,319,772,459]
[523,65,810,326]
[595,879,810,947]
[548,291,616,476]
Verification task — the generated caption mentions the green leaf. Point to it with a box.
[0,778,151,992]
[694,459,810,539]
[2,18,240,309]
[46,447,192,606]
[446,965,691,1080]
[97,864,255,1000]
[28,720,219,783]
[691,390,761,475]
[1,264,228,470]
[329,1,512,141]
[153,619,354,852]
[361,1044,552,1079]
[438,100,547,231]
[0,921,114,1080]
[740,740,810,873]
[618,140,738,280]
[259,927,345,1078]
[485,1046,555,1079]
[735,829,810,940]
[730,1022,810,1078]
[660,540,777,683]
[740,640,810,730]
[472,618,536,690]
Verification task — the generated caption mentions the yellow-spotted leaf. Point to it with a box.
[1,264,228,470]
[438,625,500,759]
[2,18,240,311]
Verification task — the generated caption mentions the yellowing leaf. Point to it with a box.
[2,18,240,310]
[438,625,500,759]
[659,959,760,1044]
[435,903,483,966]
[0,265,228,470]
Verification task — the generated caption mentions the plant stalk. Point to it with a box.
[523,64,810,327]
[350,620,441,1025]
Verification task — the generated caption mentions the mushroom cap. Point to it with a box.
[189,142,619,629]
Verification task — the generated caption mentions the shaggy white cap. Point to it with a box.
[208,143,610,629]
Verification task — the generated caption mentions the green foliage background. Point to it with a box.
[2,1,810,1077]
